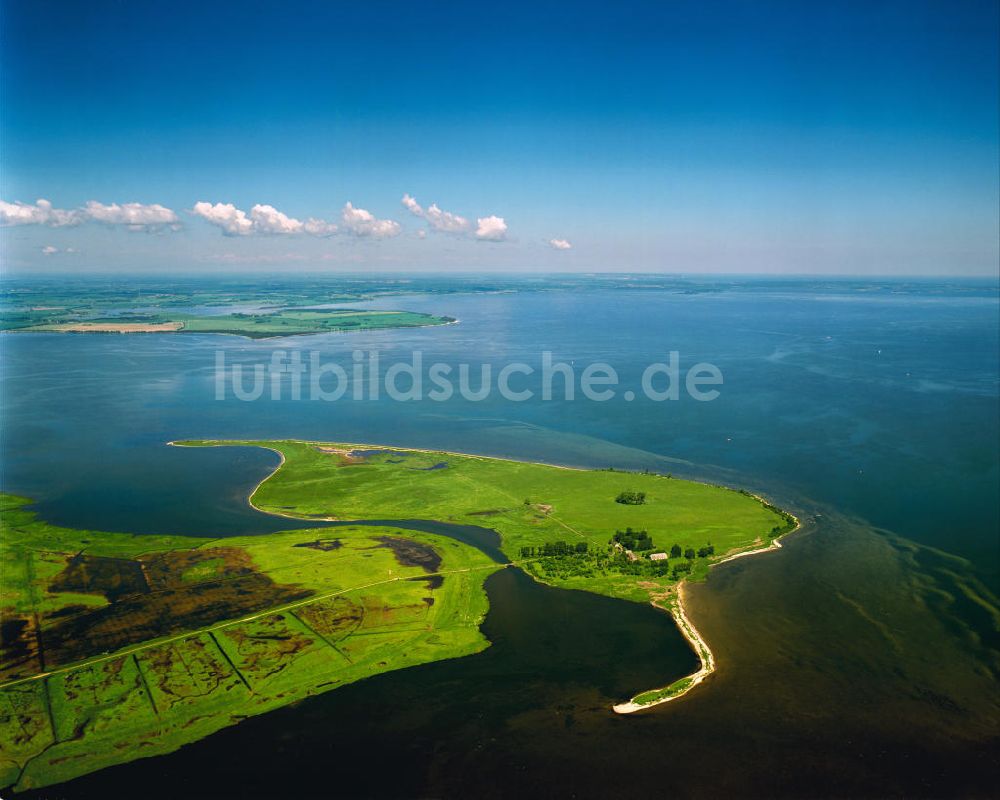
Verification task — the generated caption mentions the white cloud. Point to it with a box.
[400,194,471,233]
[401,193,423,216]
[425,203,470,233]
[302,217,339,237]
[549,238,572,250]
[341,202,401,238]
[192,201,338,237]
[191,201,254,236]
[416,229,427,239]
[2,198,180,231]
[82,201,179,231]
[476,215,508,241]
[1,199,80,227]
[7,194,506,245]
[39,245,79,256]
[249,203,304,235]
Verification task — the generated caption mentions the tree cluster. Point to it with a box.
[518,541,589,558]
[518,533,718,585]
[615,490,647,505]
[613,527,654,551]
[669,542,714,559]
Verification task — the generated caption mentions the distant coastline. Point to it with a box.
[2,308,456,340]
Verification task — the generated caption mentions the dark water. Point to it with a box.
[36,568,705,799]
[325,518,507,564]
[31,547,1000,799]
[3,277,998,797]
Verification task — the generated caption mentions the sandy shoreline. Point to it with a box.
[169,438,800,715]
[42,321,185,333]
[168,440,312,522]
[613,509,800,714]
[170,437,595,474]
[11,316,459,340]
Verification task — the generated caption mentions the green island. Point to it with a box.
[10,308,454,339]
[0,442,796,792]
[0,280,427,332]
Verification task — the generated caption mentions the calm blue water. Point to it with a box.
[3,277,998,797]
[3,280,996,578]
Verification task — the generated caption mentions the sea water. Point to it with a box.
[3,276,997,797]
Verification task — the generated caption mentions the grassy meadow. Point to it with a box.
[0,495,497,791]
[20,308,453,338]
[182,440,791,602]
[1,442,792,789]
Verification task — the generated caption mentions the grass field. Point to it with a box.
[19,308,454,338]
[1,442,791,790]
[181,440,792,603]
[0,495,497,791]
[0,281,414,332]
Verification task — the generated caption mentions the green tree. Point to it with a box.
[615,490,646,505]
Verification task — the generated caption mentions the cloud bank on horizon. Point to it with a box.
[2,195,535,246]
[189,201,344,237]
[40,244,78,256]
[0,198,180,232]
[401,194,510,242]
[1,1,995,274]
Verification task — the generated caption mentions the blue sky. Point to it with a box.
[1,0,997,274]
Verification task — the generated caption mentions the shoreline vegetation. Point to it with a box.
[0,494,499,792]
[613,521,797,713]
[1,281,477,338]
[173,439,799,713]
[9,308,456,339]
[1,440,796,790]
